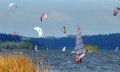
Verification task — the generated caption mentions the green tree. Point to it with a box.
[85,45,99,51]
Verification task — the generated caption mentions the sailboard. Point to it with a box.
[75,25,86,63]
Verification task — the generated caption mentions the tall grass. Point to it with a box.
[0,54,38,72]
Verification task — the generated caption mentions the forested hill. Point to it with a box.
[0,33,120,50]
[83,33,120,50]
[0,33,21,42]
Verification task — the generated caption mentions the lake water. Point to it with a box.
[1,50,120,72]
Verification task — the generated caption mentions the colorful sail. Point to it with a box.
[40,13,47,22]
[12,32,17,36]
[113,7,120,16]
[75,25,86,63]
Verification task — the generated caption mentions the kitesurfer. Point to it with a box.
[113,11,118,16]
[113,7,120,16]
[62,27,66,33]
[40,16,42,21]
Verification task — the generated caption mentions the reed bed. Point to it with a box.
[0,54,38,72]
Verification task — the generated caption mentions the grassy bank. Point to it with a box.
[0,54,37,72]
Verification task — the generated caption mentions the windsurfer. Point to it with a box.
[75,25,86,64]
[75,50,86,63]
[75,50,82,63]
[75,58,82,63]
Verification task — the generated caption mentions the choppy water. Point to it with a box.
[1,50,120,72]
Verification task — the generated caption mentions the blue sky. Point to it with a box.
[0,0,120,37]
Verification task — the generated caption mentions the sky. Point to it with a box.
[0,0,120,37]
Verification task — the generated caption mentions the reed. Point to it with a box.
[0,54,37,72]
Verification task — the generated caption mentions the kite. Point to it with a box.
[34,27,43,37]
[12,32,17,36]
[61,27,66,33]
[40,13,47,22]
[8,3,17,9]
[113,7,120,16]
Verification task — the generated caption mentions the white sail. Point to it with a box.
[115,46,118,51]
[35,45,38,51]
[62,46,66,51]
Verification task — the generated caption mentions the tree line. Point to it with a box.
[0,33,120,50]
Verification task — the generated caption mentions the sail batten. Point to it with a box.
[76,37,82,41]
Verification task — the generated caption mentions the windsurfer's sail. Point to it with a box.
[115,46,118,51]
[34,45,38,51]
[62,46,66,51]
[75,25,86,63]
